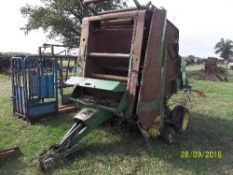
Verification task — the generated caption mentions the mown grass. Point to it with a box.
[0,69,233,175]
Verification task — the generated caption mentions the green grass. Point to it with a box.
[0,71,233,175]
[186,64,204,72]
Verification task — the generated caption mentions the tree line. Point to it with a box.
[0,52,29,73]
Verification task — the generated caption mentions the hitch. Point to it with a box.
[38,121,85,170]
[37,108,113,170]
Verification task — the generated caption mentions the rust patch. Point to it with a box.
[137,8,167,129]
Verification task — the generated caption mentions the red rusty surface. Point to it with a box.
[126,10,146,116]
[165,20,180,97]
[136,8,167,129]
[88,28,133,53]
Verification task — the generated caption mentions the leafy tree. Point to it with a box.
[20,0,127,46]
[214,38,233,60]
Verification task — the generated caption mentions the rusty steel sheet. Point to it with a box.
[136,10,180,130]
[78,11,137,77]
[100,18,134,28]
[78,18,90,76]
[136,8,167,130]
[165,21,180,97]
[126,10,146,117]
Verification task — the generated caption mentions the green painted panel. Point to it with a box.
[65,76,126,92]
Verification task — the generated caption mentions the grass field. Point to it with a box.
[0,66,233,175]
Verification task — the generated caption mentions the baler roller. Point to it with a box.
[88,52,130,58]
[91,73,128,82]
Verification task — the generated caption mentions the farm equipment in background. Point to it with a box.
[36,0,190,170]
[11,44,78,122]
[188,57,228,82]
[205,57,218,73]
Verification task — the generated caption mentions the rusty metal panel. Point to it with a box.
[84,25,133,78]
[78,18,90,76]
[126,10,146,117]
[82,9,147,85]
[88,28,133,53]
[136,8,167,129]
[165,21,180,97]
[80,11,139,79]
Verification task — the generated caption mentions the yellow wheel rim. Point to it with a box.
[182,112,189,131]
[168,133,173,143]
[148,127,160,138]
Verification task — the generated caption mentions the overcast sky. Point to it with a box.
[0,0,232,58]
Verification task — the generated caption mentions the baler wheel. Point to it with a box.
[171,105,190,132]
[162,126,176,144]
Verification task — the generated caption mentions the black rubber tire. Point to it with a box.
[162,126,176,144]
[170,105,189,132]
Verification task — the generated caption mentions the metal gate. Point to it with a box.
[11,56,58,122]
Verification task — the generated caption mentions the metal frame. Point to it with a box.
[11,44,78,122]
[38,44,78,107]
[11,56,58,122]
